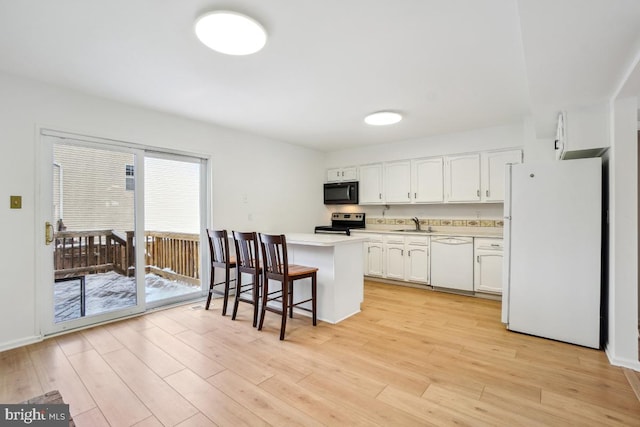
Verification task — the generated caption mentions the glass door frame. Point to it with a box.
[36,128,211,336]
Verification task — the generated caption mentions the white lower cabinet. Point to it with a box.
[405,241,430,283]
[358,232,503,296]
[363,234,384,277]
[384,235,406,280]
[383,235,430,284]
[355,232,431,284]
[474,238,503,294]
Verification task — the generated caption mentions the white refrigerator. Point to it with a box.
[502,158,602,348]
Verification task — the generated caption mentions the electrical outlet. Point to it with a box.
[10,195,22,209]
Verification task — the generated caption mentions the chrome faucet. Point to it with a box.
[412,217,421,231]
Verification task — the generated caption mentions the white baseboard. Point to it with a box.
[605,345,640,371]
[0,335,43,352]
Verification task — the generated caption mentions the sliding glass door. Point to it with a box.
[38,131,208,335]
[144,154,204,307]
[40,135,145,334]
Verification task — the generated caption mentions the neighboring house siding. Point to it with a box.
[53,144,135,234]
[145,157,200,234]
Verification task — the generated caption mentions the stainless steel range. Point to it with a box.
[314,212,365,236]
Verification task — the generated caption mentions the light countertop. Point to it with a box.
[350,228,503,239]
[285,233,370,246]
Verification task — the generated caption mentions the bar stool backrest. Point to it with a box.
[207,229,230,268]
[259,233,288,281]
[232,231,260,273]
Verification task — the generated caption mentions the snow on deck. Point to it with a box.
[54,271,201,323]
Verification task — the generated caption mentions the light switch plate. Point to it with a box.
[10,195,22,209]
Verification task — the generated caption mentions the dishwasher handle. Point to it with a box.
[432,237,472,245]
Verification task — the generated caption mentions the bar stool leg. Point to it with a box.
[288,281,294,318]
[221,270,230,316]
[231,269,241,321]
[252,274,260,327]
[280,280,288,340]
[312,273,317,326]
[258,284,267,332]
[205,267,215,310]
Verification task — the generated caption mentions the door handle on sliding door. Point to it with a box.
[45,221,54,245]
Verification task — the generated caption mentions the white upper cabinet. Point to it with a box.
[444,153,481,202]
[384,161,411,203]
[332,148,521,205]
[411,157,444,203]
[359,163,384,204]
[326,166,358,182]
[383,158,445,204]
[481,150,522,202]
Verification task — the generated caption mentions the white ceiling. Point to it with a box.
[0,0,638,151]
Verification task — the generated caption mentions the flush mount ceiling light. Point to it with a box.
[195,11,267,55]
[364,111,403,126]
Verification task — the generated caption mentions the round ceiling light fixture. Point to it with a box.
[195,11,267,56]
[364,111,403,126]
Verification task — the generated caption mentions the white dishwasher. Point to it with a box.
[430,236,474,291]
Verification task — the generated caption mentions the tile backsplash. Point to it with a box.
[366,217,503,227]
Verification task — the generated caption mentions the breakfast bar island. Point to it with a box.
[283,233,367,324]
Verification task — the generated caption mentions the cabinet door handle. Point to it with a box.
[486,190,489,197]
[407,192,410,198]
[379,193,382,199]
[414,192,417,198]
[477,189,480,197]
[476,255,480,263]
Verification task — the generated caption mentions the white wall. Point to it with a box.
[323,122,525,221]
[0,71,325,350]
[607,96,639,369]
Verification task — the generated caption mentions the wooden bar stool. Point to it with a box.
[205,229,236,315]
[231,231,262,327]
[258,233,317,340]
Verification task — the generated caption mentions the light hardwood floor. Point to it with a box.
[2,281,639,426]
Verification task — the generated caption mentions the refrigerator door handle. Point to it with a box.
[501,164,513,325]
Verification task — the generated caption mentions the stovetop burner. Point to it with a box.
[314,213,365,236]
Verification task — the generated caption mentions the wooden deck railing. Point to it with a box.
[54,230,130,279]
[53,230,201,285]
[144,231,200,285]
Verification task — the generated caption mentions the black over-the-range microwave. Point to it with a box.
[324,181,359,205]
